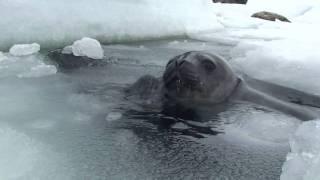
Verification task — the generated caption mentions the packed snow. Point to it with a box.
[63,37,104,59]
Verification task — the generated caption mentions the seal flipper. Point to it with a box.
[234,79,319,121]
[245,76,320,108]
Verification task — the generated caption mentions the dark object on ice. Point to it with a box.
[47,49,109,70]
[212,0,247,4]
[251,11,291,22]
[127,51,320,121]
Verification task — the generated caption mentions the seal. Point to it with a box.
[251,11,291,23]
[127,51,320,121]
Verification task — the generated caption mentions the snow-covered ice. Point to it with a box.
[64,37,104,59]
[9,43,40,56]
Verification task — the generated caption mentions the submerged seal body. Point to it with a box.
[127,51,319,121]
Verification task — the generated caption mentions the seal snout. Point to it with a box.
[163,58,201,96]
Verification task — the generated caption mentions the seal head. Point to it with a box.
[163,51,239,105]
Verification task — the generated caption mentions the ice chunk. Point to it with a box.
[106,112,122,122]
[172,122,189,130]
[9,43,40,56]
[281,120,320,180]
[71,37,104,59]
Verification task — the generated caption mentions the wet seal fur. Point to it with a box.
[127,51,320,121]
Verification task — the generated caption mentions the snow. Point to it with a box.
[66,37,104,59]
[281,120,320,180]
[9,43,40,56]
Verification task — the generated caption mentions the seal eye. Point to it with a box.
[201,59,216,73]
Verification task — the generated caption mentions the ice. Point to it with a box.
[0,0,218,49]
[9,43,40,56]
[106,112,123,122]
[281,120,320,180]
[68,37,104,59]
[61,45,73,54]
[0,51,7,62]
[222,104,300,143]
[0,124,76,179]
[0,52,57,78]
[0,124,44,179]
[230,38,320,94]
[203,3,320,177]
[17,64,57,78]
[0,0,319,50]
[0,43,56,78]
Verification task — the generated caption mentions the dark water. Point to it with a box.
[0,39,293,180]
